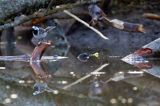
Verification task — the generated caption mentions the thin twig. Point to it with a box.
[0,0,101,30]
[63,63,109,90]
[104,78,112,84]
[143,13,160,21]
[63,10,109,40]
[46,0,54,13]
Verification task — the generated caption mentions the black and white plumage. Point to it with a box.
[31,20,70,73]
[31,26,55,46]
[31,20,70,57]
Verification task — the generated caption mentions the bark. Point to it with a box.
[0,0,101,30]
[0,0,102,23]
[143,13,160,21]
[0,0,77,22]
[30,42,52,81]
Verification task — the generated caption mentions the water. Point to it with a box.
[0,45,160,106]
[0,17,160,106]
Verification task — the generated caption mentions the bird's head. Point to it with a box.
[31,25,56,45]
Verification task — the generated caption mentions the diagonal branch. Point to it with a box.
[0,0,101,30]
[63,10,109,40]
[0,0,82,22]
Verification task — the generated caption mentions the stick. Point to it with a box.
[63,63,109,90]
[63,10,109,40]
[143,13,160,21]
[103,18,145,33]
[30,42,52,80]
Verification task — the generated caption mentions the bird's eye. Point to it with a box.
[32,29,38,35]
[33,85,39,91]
[95,11,100,15]
[32,26,40,36]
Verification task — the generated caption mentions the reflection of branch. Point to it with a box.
[30,61,50,81]
[103,71,144,86]
[0,71,104,103]
[63,63,109,90]
[0,55,68,62]
[63,10,109,40]
[30,42,52,80]
[52,87,105,103]
[0,0,101,30]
